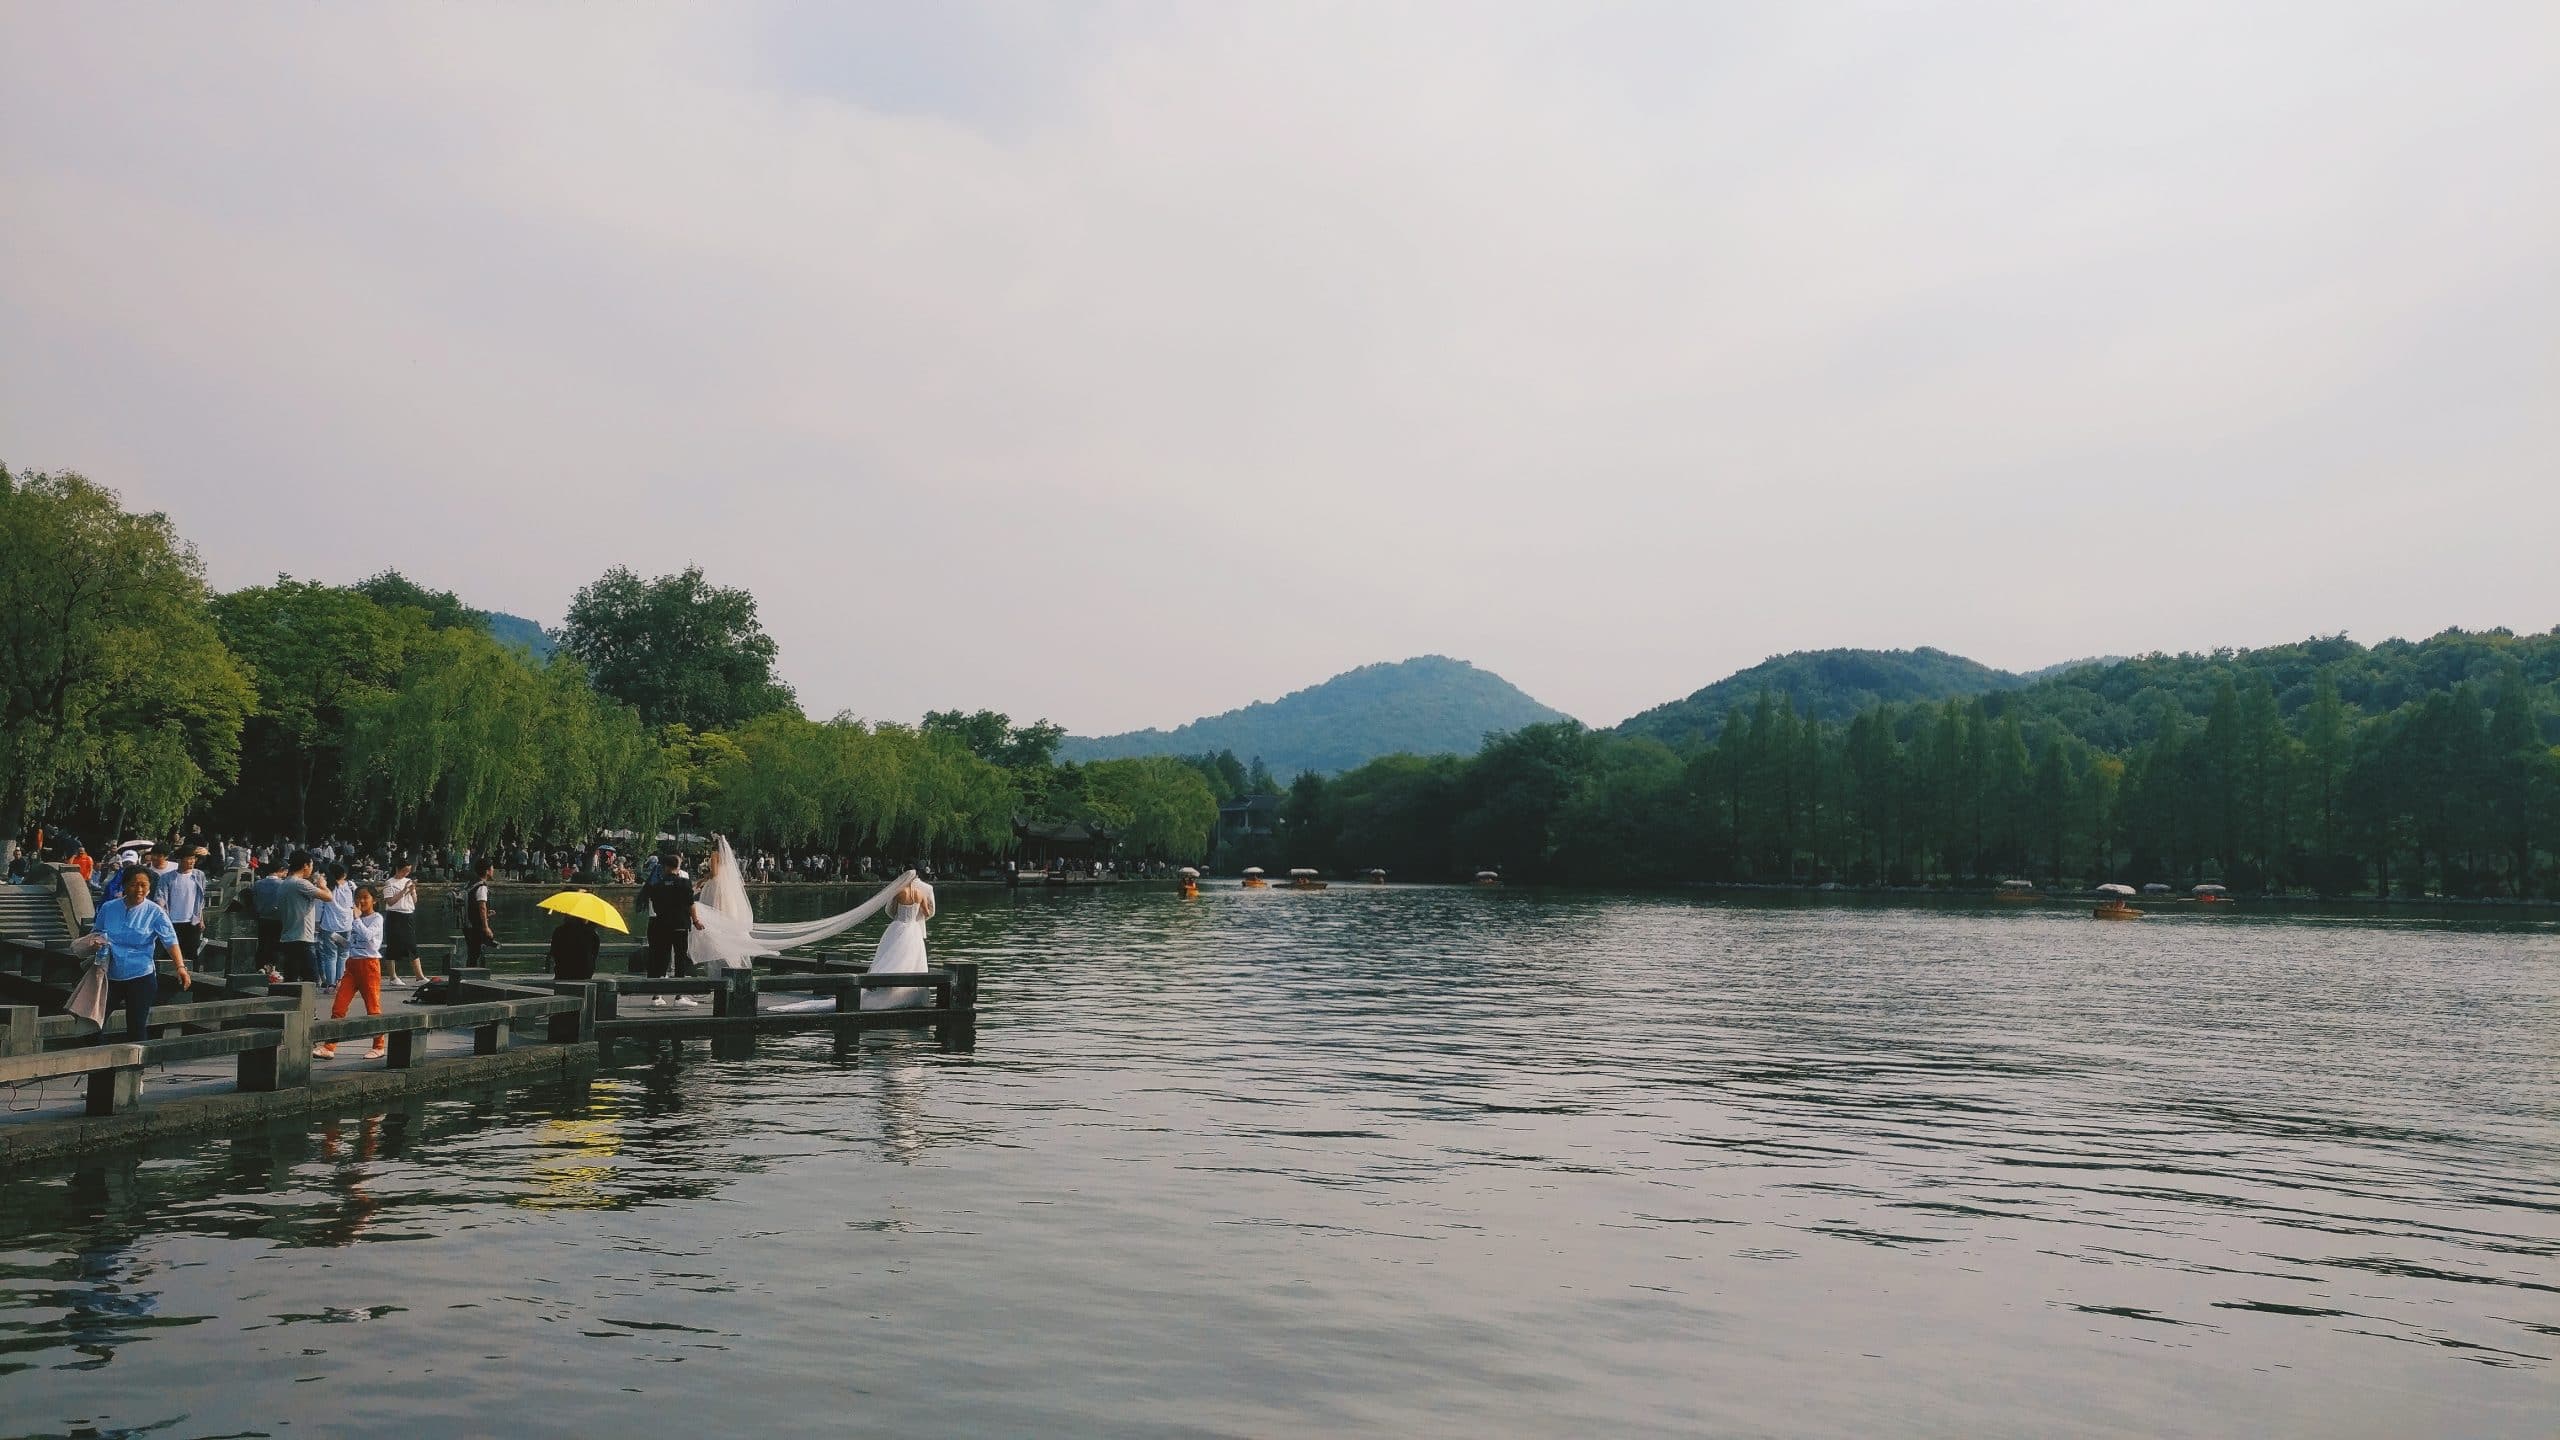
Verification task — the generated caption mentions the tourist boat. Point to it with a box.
[1994,879,2038,901]
[2192,883,2233,904]
[1287,868,1327,891]
[1365,868,1387,885]
[1178,866,1200,899]
[1240,867,1268,889]
[2092,882,2144,919]
[1474,870,1502,886]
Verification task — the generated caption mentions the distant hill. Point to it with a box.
[2018,655,2126,682]
[1060,656,1570,778]
[481,610,557,661]
[1614,647,2024,749]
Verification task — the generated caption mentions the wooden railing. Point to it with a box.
[0,979,589,1119]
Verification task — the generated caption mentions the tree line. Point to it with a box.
[1271,635,2560,898]
[1,466,1219,863]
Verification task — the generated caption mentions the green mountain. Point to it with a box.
[1060,656,1570,778]
[1614,647,2024,749]
[481,610,557,661]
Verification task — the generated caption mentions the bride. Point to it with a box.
[688,837,779,972]
[859,876,936,1010]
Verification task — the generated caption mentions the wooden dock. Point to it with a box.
[0,938,977,1166]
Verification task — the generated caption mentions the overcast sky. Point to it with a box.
[4,3,2553,732]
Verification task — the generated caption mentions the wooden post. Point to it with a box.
[238,984,315,1091]
[550,982,597,1043]
[0,1005,35,1058]
[716,968,756,1018]
[385,1027,421,1069]
[945,961,979,1014]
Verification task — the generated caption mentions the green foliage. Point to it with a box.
[1616,647,2023,750]
[703,713,1018,857]
[922,709,1066,770]
[214,578,421,834]
[340,630,676,846]
[0,466,253,835]
[559,564,798,731]
[1072,758,1219,861]
[1283,632,2560,896]
[1059,655,1569,778]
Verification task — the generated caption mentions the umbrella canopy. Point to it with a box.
[2095,883,2137,897]
[1241,867,1265,876]
[537,890,629,933]
[2192,883,2228,895]
[1177,867,1200,878]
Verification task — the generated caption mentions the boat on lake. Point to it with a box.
[2193,883,2233,904]
[1473,870,1502,886]
[1995,879,2038,901]
[1177,866,1200,898]
[1240,867,1268,889]
[2093,882,2143,919]
[1365,868,1387,885]
[1287,868,1327,891]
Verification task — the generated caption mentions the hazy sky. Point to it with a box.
[4,3,2554,732]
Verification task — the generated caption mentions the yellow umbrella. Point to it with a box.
[537,890,630,933]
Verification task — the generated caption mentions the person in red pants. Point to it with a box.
[314,887,388,1060]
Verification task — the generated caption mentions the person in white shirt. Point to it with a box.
[379,860,425,987]
[159,848,210,963]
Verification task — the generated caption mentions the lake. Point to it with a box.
[3,887,2554,1436]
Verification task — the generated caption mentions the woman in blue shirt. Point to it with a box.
[94,868,190,1042]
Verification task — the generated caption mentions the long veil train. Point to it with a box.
[702,836,915,954]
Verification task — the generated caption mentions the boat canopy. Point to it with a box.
[2141,882,2172,894]
[2096,883,2137,896]
[2192,883,2228,895]
[1999,879,2035,890]
[1240,867,1265,876]
[1288,868,1319,877]
[1177,867,1200,878]
[1366,868,1387,876]
[1475,870,1501,879]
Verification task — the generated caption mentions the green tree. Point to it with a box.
[213,578,419,836]
[0,466,253,846]
[559,565,798,731]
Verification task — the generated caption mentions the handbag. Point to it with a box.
[67,960,111,1029]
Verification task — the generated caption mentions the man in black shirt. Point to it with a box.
[633,850,704,1008]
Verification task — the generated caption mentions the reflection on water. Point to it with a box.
[1,889,2555,1437]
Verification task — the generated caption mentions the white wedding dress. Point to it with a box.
[688,838,778,972]
[860,882,935,1011]
[686,836,921,979]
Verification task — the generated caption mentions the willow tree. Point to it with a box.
[342,629,676,847]
[704,714,1015,858]
[0,466,253,850]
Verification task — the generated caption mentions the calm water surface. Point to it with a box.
[3,889,2555,1437]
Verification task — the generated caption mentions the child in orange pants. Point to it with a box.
[315,887,388,1059]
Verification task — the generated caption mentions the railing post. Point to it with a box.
[945,961,979,1014]
[239,984,315,1091]
[550,981,596,1043]
[386,1026,420,1069]
[473,1015,509,1055]
[591,976,619,1024]
[716,968,756,1018]
[0,1005,34,1058]
[87,1060,142,1116]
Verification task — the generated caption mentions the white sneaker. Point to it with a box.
[651,996,669,1009]
[387,977,407,988]
[674,996,702,1009]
